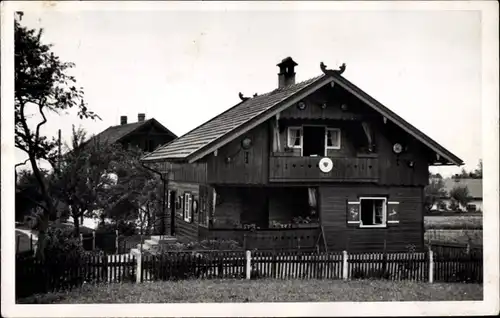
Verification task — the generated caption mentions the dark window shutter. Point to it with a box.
[387,201,400,225]
[347,200,361,226]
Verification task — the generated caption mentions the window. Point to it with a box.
[287,127,302,148]
[183,193,192,222]
[325,128,341,150]
[359,197,387,227]
[285,126,342,155]
[145,139,156,152]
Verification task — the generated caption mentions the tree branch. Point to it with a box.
[15,159,30,169]
[35,103,48,147]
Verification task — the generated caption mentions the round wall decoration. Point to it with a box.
[241,137,252,149]
[393,143,403,154]
[297,101,307,110]
[319,157,333,173]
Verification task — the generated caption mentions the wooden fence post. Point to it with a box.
[92,231,96,250]
[245,250,252,280]
[342,250,348,280]
[429,249,434,283]
[135,252,142,283]
[115,230,119,254]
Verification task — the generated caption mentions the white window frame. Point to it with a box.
[325,128,341,150]
[183,192,192,222]
[359,197,387,228]
[287,126,303,149]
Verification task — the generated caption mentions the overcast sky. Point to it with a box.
[16,6,482,176]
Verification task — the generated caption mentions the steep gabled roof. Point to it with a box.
[89,118,177,145]
[142,74,331,162]
[141,66,463,166]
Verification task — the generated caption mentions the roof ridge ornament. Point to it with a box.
[320,62,346,75]
[238,92,250,101]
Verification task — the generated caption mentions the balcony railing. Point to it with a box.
[269,155,379,182]
[201,227,321,250]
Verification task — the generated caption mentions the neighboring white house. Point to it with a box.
[436,178,483,212]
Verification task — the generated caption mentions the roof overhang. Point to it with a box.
[329,74,464,166]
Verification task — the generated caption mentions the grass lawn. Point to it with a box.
[18,279,482,304]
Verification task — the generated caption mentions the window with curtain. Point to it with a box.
[183,192,192,222]
[287,127,302,148]
[326,128,341,149]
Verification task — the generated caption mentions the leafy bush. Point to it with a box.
[95,220,137,236]
[156,239,242,253]
[44,226,85,261]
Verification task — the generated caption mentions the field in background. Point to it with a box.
[424,215,482,230]
[424,215,483,246]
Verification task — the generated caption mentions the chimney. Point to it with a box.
[138,113,145,122]
[120,116,127,125]
[277,57,298,88]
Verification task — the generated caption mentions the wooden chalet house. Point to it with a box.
[141,57,463,252]
[90,113,177,153]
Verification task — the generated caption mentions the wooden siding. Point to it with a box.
[279,84,364,121]
[156,162,207,183]
[269,156,379,182]
[374,121,429,186]
[319,185,424,252]
[207,124,269,184]
[168,182,199,242]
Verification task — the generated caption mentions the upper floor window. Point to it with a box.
[145,139,156,152]
[287,127,302,148]
[325,128,341,149]
[286,126,341,156]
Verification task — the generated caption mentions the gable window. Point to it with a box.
[145,139,156,152]
[359,197,387,227]
[325,128,341,150]
[183,192,193,222]
[287,127,302,148]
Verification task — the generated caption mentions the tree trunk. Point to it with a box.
[71,207,81,237]
[29,156,55,261]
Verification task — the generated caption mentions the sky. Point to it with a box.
[15,6,482,177]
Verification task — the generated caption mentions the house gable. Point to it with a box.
[141,59,463,168]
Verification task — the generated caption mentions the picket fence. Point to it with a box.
[15,254,136,299]
[16,248,483,300]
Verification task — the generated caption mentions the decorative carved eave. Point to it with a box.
[320,62,346,76]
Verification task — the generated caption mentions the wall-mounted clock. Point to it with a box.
[393,143,403,154]
[297,101,307,110]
